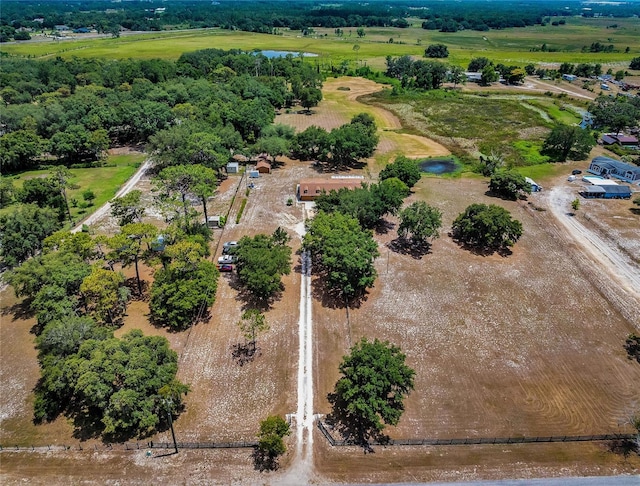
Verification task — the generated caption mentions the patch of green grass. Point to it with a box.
[515,163,568,181]
[512,140,550,166]
[8,153,145,225]
[526,100,582,125]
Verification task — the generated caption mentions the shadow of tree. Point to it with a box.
[325,391,389,452]
[252,447,280,471]
[374,219,395,235]
[1,299,36,322]
[387,238,432,260]
[449,232,513,257]
[230,341,261,366]
[124,277,149,301]
[608,438,638,458]
[308,268,368,311]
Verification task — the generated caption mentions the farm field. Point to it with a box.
[3,16,640,71]
[2,72,640,485]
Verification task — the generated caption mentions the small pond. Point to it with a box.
[418,158,459,174]
[256,50,318,59]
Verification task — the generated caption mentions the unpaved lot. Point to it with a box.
[2,77,640,483]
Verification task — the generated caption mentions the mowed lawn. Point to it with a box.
[5,152,145,225]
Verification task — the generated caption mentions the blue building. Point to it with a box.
[589,156,640,184]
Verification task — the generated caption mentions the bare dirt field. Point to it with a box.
[2,76,640,484]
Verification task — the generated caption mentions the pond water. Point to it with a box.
[418,158,459,174]
[256,50,318,59]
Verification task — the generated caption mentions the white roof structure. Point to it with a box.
[582,176,619,186]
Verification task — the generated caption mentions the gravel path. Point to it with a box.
[281,207,315,485]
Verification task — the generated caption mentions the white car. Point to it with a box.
[222,241,238,254]
[218,254,237,264]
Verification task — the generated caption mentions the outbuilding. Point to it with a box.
[582,185,632,199]
[256,160,271,174]
[226,162,239,174]
[207,216,222,228]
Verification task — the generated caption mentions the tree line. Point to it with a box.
[0,50,323,173]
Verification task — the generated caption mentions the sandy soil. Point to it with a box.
[2,76,640,484]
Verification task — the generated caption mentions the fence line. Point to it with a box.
[317,421,637,447]
[0,440,258,453]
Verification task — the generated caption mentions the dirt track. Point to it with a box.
[547,186,640,301]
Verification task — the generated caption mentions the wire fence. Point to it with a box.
[317,420,637,447]
[0,440,258,453]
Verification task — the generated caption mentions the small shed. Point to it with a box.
[256,160,271,174]
[207,215,222,228]
[226,162,239,174]
[249,170,260,178]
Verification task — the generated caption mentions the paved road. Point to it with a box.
[379,476,640,486]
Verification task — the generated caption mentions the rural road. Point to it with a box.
[281,207,315,484]
[546,185,640,301]
[70,159,152,233]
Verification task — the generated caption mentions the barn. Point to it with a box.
[256,160,271,174]
[226,162,239,174]
[582,185,632,199]
[297,177,364,201]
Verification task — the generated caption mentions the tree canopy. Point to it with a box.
[233,230,292,301]
[451,203,523,253]
[397,201,442,244]
[541,124,596,162]
[488,170,532,200]
[149,241,218,329]
[303,211,379,301]
[328,338,415,445]
[0,204,61,267]
[378,155,422,190]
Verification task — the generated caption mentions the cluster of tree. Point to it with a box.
[418,1,583,32]
[150,239,218,330]
[4,231,189,439]
[232,228,293,301]
[0,51,323,173]
[589,95,640,135]
[385,56,450,90]
[290,113,378,168]
[542,124,596,162]
[467,57,526,85]
[315,178,408,230]
[0,0,413,38]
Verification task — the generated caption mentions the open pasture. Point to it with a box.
[3,16,640,70]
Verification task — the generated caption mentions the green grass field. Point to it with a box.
[4,16,639,70]
[5,153,145,225]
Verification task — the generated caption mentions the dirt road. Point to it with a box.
[546,185,640,307]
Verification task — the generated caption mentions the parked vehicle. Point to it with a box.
[222,241,238,254]
[572,169,582,175]
[217,264,233,272]
[218,255,237,264]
